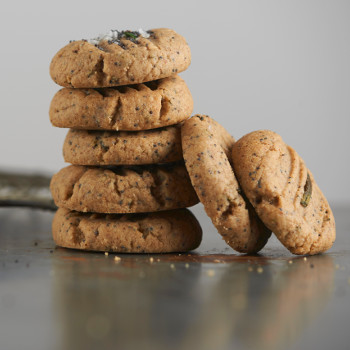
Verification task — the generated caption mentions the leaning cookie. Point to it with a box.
[53,207,202,253]
[181,115,271,253]
[50,28,191,88]
[231,130,336,255]
[50,164,198,214]
[49,75,193,131]
[63,125,182,166]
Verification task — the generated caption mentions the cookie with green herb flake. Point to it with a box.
[231,130,336,255]
[63,124,183,166]
[53,207,202,253]
[49,75,193,131]
[50,28,191,88]
[181,115,271,254]
[50,163,198,214]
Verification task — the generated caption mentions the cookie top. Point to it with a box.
[231,130,336,255]
[181,115,271,253]
[50,28,191,88]
[53,207,202,253]
[49,75,193,131]
[63,125,182,166]
[50,163,198,214]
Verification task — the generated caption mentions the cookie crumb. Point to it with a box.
[114,256,121,262]
[170,264,176,270]
[288,260,293,264]
[185,263,189,269]
[303,257,307,261]
[104,252,109,256]
[257,266,263,274]
[149,257,154,263]
[207,269,215,277]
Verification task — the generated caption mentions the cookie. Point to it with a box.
[231,130,336,255]
[50,28,191,88]
[52,207,202,253]
[50,164,198,214]
[49,75,193,131]
[63,125,182,166]
[181,115,271,253]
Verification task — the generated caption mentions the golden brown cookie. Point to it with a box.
[52,207,202,253]
[49,75,193,131]
[231,130,336,255]
[63,125,182,166]
[50,28,191,88]
[181,115,271,253]
[50,164,198,214]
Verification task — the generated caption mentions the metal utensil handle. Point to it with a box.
[0,171,57,211]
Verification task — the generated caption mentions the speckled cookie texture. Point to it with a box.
[63,125,182,166]
[49,75,193,131]
[50,164,198,214]
[181,115,271,253]
[50,28,191,88]
[231,130,336,255]
[52,207,202,253]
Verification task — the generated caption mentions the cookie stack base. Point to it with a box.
[53,208,202,253]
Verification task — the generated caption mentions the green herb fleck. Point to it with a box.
[124,31,137,39]
[300,173,312,207]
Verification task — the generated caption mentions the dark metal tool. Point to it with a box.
[0,170,56,210]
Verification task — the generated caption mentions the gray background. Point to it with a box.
[0,0,349,203]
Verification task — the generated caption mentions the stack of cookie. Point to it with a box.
[49,28,202,253]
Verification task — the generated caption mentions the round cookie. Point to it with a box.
[181,115,271,254]
[231,130,336,255]
[63,125,182,166]
[50,28,191,88]
[50,164,199,214]
[49,75,193,131]
[52,207,202,253]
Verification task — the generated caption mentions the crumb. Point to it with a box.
[257,267,263,274]
[185,263,189,269]
[104,252,109,256]
[207,269,215,277]
[149,257,154,263]
[114,256,121,262]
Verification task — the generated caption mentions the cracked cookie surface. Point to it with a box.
[50,28,191,88]
[231,130,336,255]
[52,207,202,253]
[181,115,271,253]
[63,125,182,166]
[49,75,193,131]
[50,164,198,214]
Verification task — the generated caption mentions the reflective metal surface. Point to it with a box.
[1,204,349,350]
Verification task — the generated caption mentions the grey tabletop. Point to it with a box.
[0,204,349,350]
